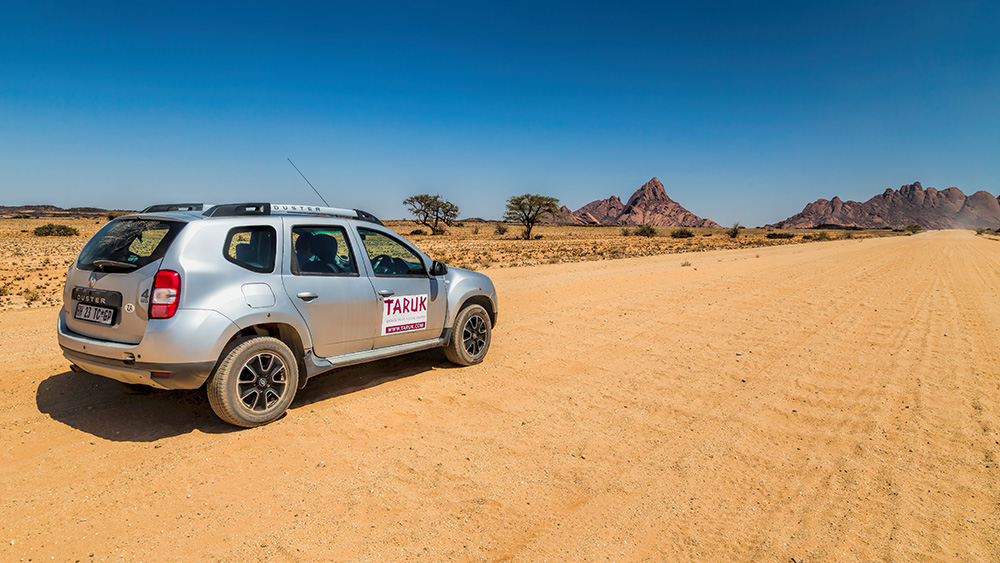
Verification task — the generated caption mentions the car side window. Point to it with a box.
[291,226,358,276]
[224,226,276,273]
[357,228,427,277]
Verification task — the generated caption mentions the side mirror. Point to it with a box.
[430,260,448,276]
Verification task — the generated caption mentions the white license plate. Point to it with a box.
[74,303,115,325]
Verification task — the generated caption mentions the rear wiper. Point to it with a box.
[93,259,138,271]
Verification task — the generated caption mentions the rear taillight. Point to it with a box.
[150,270,181,319]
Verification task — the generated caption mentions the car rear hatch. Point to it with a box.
[64,218,186,344]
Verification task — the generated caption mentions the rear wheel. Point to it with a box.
[207,336,299,427]
[444,304,492,366]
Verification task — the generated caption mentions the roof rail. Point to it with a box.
[353,209,383,225]
[271,204,383,225]
[141,203,207,213]
[188,202,384,225]
[203,203,270,217]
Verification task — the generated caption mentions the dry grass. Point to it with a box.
[0,215,902,311]
[0,217,103,311]
[395,221,902,271]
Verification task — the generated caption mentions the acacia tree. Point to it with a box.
[503,194,560,240]
[403,194,459,234]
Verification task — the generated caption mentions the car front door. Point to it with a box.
[281,220,379,358]
[356,227,446,348]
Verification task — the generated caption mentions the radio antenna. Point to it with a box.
[287,158,330,206]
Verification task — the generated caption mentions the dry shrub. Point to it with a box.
[631,225,656,237]
[33,224,78,237]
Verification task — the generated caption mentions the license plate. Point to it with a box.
[74,303,115,325]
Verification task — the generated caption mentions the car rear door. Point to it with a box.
[280,219,378,358]
[63,218,185,344]
[355,227,446,348]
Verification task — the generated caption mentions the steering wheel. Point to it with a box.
[372,254,394,275]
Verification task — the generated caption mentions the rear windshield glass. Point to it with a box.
[77,219,185,272]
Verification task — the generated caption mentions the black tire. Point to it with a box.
[207,336,299,427]
[444,304,492,366]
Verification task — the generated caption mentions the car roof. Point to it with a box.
[132,202,383,225]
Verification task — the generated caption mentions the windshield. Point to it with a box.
[77,219,185,272]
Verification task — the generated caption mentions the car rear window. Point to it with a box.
[224,226,276,273]
[77,219,185,272]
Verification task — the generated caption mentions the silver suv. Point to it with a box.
[57,203,498,427]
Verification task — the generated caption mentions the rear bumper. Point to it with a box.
[57,308,237,390]
[60,346,215,390]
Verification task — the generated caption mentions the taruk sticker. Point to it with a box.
[124,303,135,314]
[381,294,428,335]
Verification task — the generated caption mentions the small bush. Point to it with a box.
[766,232,795,239]
[802,235,814,240]
[905,224,922,234]
[432,227,446,235]
[669,228,693,239]
[472,225,480,235]
[702,233,712,237]
[107,210,132,220]
[727,222,741,239]
[11,214,31,219]
[975,228,987,235]
[23,289,40,303]
[33,223,78,237]
[494,223,509,235]
[814,231,832,241]
[409,228,427,236]
[632,225,656,237]
[680,260,692,267]
[533,234,543,240]
[621,227,632,236]
[0,284,11,297]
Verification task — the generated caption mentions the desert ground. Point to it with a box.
[0,216,899,310]
[1,227,998,562]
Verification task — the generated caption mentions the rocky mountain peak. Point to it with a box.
[772,182,1000,229]
[556,177,719,228]
[626,177,671,207]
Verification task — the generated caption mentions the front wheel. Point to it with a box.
[444,304,492,366]
[207,336,299,427]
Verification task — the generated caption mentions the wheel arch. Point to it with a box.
[214,322,308,386]
[456,295,496,327]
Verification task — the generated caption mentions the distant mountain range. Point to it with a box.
[772,182,1000,229]
[7,180,1000,230]
[0,204,112,217]
[552,177,720,228]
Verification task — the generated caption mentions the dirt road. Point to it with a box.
[1,230,998,562]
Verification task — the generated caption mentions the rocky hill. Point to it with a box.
[556,178,720,227]
[774,182,1000,229]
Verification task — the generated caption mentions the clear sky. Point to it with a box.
[1,1,997,225]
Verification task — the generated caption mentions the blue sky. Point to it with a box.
[1,1,997,225]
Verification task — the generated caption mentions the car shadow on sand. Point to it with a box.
[290,349,457,409]
[36,349,455,442]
